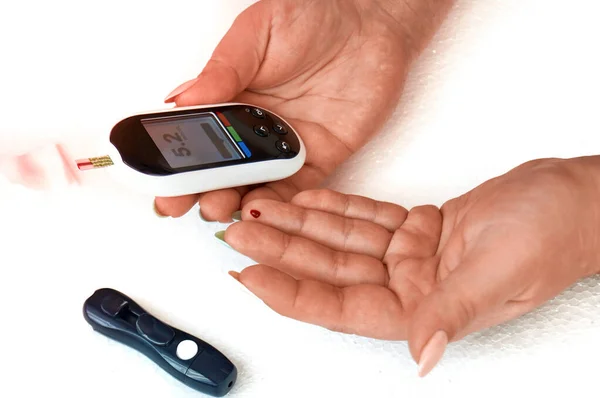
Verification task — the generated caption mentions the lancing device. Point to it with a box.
[76,103,306,197]
[83,288,237,397]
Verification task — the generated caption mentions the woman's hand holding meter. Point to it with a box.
[221,156,600,377]
[154,0,454,221]
[145,0,600,379]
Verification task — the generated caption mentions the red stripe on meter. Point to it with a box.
[216,112,230,126]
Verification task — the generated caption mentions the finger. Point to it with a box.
[383,206,443,314]
[167,3,271,105]
[154,194,201,218]
[239,160,336,207]
[385,205,442,270]
[240,182,292,208]
[408,231,526,377]
[198,187,248,222]
[198,160,333,220]
[237,199,392,259]
[236,264,407,340]
[225,221,388,287]
[291,189,408,232]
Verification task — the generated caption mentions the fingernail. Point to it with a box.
[164,77,198,103]
[214,230,232,249]
[418,330,448,377]
[153,200,168,218]
[232,210,242,221]
[228,270,240,281]
[226,270,265,305]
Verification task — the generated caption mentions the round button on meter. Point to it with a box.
[276,141,291,153]
[273,124,287,135]
[251,108,265,118]
[254,125,269,137]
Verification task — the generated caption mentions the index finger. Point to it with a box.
[157,157,330,220]
[235,264,408,340]
[153,166,310,220]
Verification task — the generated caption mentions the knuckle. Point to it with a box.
[341,217,355,250]
[276,233,293,265]
[330,288,349,334]
[456,297,478,327]
[296,206,309,233]
[446,292,479,332]
[330,251,349,285]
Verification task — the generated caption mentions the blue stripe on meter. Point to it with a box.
[237,142,251,157]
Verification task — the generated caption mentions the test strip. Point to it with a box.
[75,155,114,170]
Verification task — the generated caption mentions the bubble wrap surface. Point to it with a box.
[1,1,599,397]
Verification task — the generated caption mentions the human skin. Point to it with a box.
[221,156,600,376]
[154,0,456,221]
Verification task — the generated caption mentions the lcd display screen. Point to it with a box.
[141,113,242,169]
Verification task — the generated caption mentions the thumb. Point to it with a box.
[164,2,271,105]
[408,234,521,377]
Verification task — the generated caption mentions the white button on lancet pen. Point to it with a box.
[177,340,199,360]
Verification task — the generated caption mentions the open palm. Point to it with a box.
[155,0,411,221]
[223,189,442,340]
[224,157,600,376]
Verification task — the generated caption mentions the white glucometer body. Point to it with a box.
[96,103,305,197]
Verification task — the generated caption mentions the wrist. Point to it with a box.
[588,156,600,275]
[370,0,456,62]
[566,156,600,276]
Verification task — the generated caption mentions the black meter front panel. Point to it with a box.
[110,105,301,176]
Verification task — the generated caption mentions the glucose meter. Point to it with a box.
[77,103,305,197]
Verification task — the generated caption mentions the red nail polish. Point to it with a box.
[250,210,261,218]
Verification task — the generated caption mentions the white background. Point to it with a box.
[1,0,599,397]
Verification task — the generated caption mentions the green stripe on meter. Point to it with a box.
[227,126,242,142]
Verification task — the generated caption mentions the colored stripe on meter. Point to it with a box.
[216,112,230,126]
[226,126,242,142]
[237,142,252,157]
[217,112,251,157]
